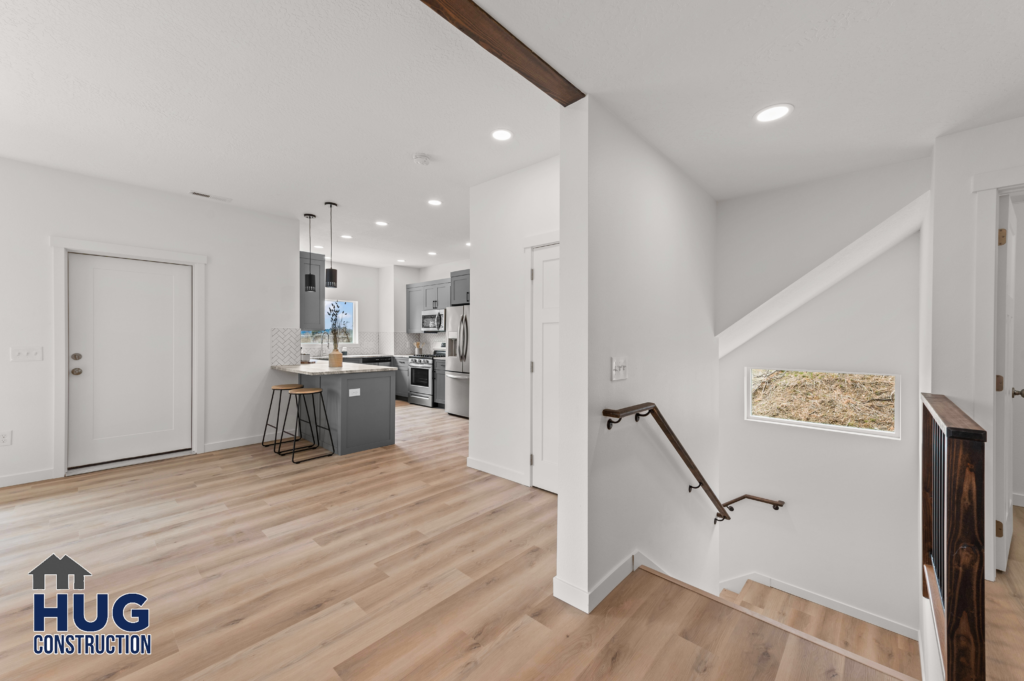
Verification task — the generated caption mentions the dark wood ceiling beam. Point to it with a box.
[421,0,585,107]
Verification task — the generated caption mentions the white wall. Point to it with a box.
[0,157,297,487]
[326,261,379,333]
[558,97,720,611]
[418,259,470,283]
[468,156,559,485]
[719,235,921,637]
[715,158,930,637]
[716,157,932,333]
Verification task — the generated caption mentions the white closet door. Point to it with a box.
[531,244,560,493]
[68,254,193,468]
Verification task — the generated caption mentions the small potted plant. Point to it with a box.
[327,302,344,367]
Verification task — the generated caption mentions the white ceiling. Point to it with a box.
[482,0,1024,199]
[0,0,560,267]
[6,0,1024,257]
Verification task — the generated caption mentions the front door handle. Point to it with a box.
[1013,388,1024,398]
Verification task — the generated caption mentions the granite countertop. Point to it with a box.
[272,363,398,375]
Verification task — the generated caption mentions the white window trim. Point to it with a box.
[744,367,901,440]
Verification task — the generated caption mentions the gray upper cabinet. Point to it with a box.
[300,252,326,331]
[406,277,454,330]
[407,286,426,333]
[451,269,470,306]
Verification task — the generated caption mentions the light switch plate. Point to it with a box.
[349,388,361,397]
[10,347,43,362]
[0,431,11,447]
[611,356,628,381]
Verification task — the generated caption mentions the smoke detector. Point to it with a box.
[412,153,431,166]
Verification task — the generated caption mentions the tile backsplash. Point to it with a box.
[271,328,301,366]
[294,330,447,358]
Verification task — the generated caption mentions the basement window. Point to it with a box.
[746,368,899,439]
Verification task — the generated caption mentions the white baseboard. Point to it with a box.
[467,457,530,486]
[0,467,59,489]
[719,571,918,640]
[205,435,264,453]
[1014,492,1024,507]
[554,551,662,614]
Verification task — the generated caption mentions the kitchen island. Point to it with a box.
[272,363,397,456]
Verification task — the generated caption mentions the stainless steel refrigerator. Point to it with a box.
[445,305,469,418]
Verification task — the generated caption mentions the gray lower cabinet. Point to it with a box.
[451,269,470,306]
[395,357,409,398]
[300,252,326,331]
[298,371,396,455]
[433,359,445,406]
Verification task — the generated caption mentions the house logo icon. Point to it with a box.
[29,554,91,590]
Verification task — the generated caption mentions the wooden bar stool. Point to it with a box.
[262,384,303,447]
[274,387,335,463]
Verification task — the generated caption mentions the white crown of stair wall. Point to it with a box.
[271,328,301,366]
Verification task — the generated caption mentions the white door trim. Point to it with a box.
[525,238,560,489]
[50,236,207,478]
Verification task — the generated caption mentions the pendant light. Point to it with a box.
[304,213,317,292]
[325,201,338,288]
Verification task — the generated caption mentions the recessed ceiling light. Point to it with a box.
[755,104,793,123]
[314,245,323,249]
[341,235,353,239]
[466,242,471,246]
[428,252,437,256]
[492,129,512,141]
[375,221,388,226]
[397,259,405,262]
[427,199,442,206]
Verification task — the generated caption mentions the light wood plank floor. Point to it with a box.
[987,505,1024,681]
[721,580,921,679]
[2,401,913,680]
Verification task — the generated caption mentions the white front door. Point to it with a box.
[68,254,193,468]
[531,244,560,493]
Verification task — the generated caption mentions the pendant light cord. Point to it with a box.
[329,203,333,269]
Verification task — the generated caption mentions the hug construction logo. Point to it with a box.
[29,554,152,656]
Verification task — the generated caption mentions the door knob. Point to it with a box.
[1014,388,1024,398]
[71,353,82,360]
[71,368,83,376]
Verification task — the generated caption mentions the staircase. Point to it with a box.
[720,579,921,680]
[600,566,922,681]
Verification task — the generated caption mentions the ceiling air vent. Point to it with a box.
[191,191,232,202]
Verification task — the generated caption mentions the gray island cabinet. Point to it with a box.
[271,363,396,455]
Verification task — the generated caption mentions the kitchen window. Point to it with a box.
[324,300,358,344]
[746,368,899,439]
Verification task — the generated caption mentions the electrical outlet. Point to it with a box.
[0,431,11,447]
[10,347,43,362]
[611,357,628,381]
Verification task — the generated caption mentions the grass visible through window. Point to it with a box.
[750,369,896,433]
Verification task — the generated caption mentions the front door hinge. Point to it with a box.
[530,454,534,465]
[999,228,1007,246]
[997,520,1004,537]
[997,375,1004,391]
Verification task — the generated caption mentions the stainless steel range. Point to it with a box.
[407,355,434,407]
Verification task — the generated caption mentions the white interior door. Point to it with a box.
[996,200,1017,570]
[68,254,193,468]
[531,244,560,493]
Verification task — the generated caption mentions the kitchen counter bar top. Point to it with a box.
[272,363,397,375]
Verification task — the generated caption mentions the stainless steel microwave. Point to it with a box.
[420,309,445,333]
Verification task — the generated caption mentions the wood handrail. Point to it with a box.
[921,393,986,442]
[602,403,785,524]
[722,494,785,511]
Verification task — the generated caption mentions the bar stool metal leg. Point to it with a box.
[262,389,284,447]
[293,392,333,464]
